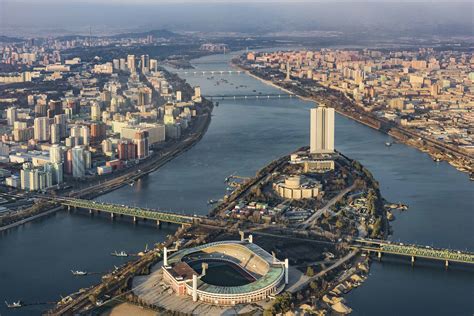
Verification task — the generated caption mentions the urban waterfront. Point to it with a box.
[0,53,472,315]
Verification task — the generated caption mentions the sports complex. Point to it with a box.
[162,237,289,305]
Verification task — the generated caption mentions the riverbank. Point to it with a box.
[0,97,214,232]
[232,61,473,177]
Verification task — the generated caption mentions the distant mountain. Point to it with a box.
[0,35,24,43]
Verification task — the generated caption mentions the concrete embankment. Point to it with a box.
[0,206,63,232]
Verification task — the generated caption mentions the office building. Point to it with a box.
[72,146,85,178]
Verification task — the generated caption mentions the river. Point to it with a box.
[0,52,472,316]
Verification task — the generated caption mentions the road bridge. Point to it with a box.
[174,70,243,75]
[350,238,474,267]
[53,197,200,226]
[204,93,294,100]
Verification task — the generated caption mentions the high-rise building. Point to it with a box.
[91,122,107,143]
[20,162,53,191]
[70,125,81,138]
[102,139,113,155]
[72,146,85,178]
[141,54,150,74]
[127,55,136,73]
[119,58,127,71]
[54,113,67,138]
[50,144,63,164]
[81,126,90,146]
[6,107,17,126]
[117,140,137,161]
[134,131,149,159]
[48,100,63,118]
[34,117,50,142]
[310,105,335,154]
[150,59,158,72]
[50,123,60,144]
[91,103,101,121]
[35,103,48,117]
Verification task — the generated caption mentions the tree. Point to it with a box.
[263,309,273,316]
[306,266,315,277]
[310,281,318,290]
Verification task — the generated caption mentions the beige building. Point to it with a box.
[273,175,322,200]
[310,105,335,154]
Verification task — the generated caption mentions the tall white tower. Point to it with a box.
[310,105,335,154]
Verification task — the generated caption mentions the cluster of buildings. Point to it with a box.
[246,49,474,153]
[0,49,203,191]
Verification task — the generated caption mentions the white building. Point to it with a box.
[6,107,17,126]
[310,105,335,154]
[34,117,50,142]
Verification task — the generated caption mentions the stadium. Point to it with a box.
[162,237,289,305]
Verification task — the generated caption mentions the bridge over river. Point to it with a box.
[52,197,201,226]
[44,197,474,267]
[204,93,295,100]
[350,238,474,267]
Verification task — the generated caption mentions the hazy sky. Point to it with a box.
[1,1,472,37]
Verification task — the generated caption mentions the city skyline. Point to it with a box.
[0,1,472,315]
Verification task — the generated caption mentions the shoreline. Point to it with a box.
[0,98,214,232]
[232,61,472,176]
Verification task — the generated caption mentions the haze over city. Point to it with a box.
[0,0,473,315]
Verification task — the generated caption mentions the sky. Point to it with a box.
[0,1,472,37]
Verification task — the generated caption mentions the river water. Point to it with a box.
[0,52,472,316]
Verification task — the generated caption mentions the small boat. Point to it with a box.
[71,270,87,276]
[207,199,218,205]
[385,142,392,147]
[111,250,128,257]
[5,300,22,308]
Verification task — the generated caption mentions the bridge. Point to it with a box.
[350,238,474,267]
[203,93,295,100]
[174,70,243,75]
[54,197,200,226]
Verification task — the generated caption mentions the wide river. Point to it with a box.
[0,53,472,316]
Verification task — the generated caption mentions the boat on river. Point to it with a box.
[111,250,128,257]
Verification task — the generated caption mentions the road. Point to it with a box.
[287,250,359,293]
[301,184,356,229]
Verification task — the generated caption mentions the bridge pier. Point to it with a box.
[67,205,71,211]
[445,260,449,269]
[133,216,137,223]
[411,256,415,266]
[377,252,382,261]
[110,213,115,219]
[156,220,161,228]
[89,209,93,214]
